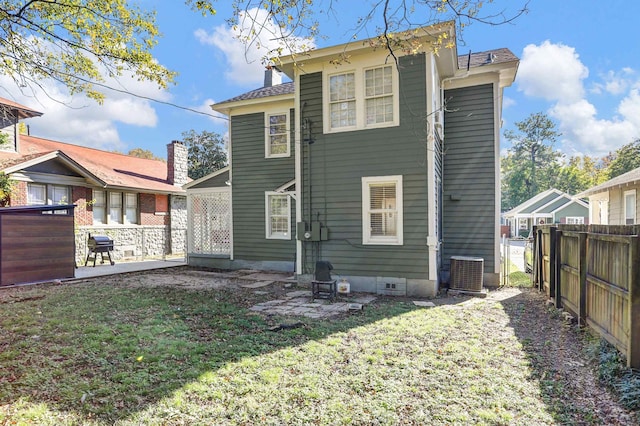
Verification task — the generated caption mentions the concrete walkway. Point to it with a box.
[74,257,187,280]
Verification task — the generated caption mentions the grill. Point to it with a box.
[85,235,115,267]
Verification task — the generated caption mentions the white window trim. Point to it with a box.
[362,175,403,245]
[265,111,290,158]
[565,216,584,225]
[265,192,291,240]
[27,183,70,206]
[94,190,139,225]
[324,62,400,134]
[624,189,636,225]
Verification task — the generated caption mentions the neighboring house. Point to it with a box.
[503,188,589,237]
[576,167,640,225]
[0,98,188,264]
[187,22,518,296]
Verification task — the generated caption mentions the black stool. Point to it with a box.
[312,260,337,301]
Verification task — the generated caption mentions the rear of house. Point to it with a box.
[190,22,518,296]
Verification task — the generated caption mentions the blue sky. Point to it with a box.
[6,1,640,160]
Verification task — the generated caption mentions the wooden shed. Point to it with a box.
[0,205,76,286]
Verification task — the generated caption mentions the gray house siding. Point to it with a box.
[555,202,588,222]
[442,83,497,280]
[298,54,431,290]
[230,110,296,267]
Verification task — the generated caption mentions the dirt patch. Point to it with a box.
[495,287,636,425]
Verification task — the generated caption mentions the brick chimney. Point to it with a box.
[167,140,188,186]
[264,67,283,87]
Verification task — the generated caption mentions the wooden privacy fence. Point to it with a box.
[532,224,640,368]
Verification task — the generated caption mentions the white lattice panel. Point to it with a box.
[189,190,231,254]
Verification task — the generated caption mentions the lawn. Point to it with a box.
[0,269,635,425]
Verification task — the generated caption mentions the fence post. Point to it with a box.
[535,228,543,291]
[554,227,562,309]
[549,226,557,302]
[578,232,588,326]
[628,235,640,368]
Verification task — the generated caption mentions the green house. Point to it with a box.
[186,22,518,297]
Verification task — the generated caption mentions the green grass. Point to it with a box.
[0,272,628,425]
[506,261,533,287]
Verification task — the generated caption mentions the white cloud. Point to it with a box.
[517,41,588,103]
[516,41,640,157]
[0,68,170,152]
[190,98,227,125]
[195,7,314,87]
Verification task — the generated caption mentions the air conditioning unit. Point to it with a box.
[450,256,484,292]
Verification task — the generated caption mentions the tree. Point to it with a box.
[503,112,562,207]
[0,172,14,206]
[0,0,214,101]
[607,139,640,179]
[127,148,164,161]
[182,130,227,180]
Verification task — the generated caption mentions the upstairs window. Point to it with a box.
[326,63,398,133]
[362,175,403,245]
[266,112,290,158]
[329,72,356,129]
[365,66,394,125]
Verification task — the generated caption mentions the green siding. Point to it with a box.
[230,110,296,262]
[298,54,430,279]
[555,202,588,222]
[189,169,229,189]
[442,84,497,273]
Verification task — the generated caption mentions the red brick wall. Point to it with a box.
[140,193,169,226]
[73,186,93,226]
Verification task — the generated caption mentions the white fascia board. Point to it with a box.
[183,166,230,190]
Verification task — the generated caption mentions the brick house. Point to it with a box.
[0,97,188,264]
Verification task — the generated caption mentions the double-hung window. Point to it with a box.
[624,189,636,225]
[93,190,107,224]
[27,183,69,206]
[327,63,397,132]
[329,72,356,129]
[362,175,403,245]
[265,192,290,239]
[93,190,138,225]
[266,113,289,157]
[365,66,394,125]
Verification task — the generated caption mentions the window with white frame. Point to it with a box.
[327,63,398,132]
[27,183,69,206]
[365,66,394,125]
[110,192,123,224]
[565,216,584,225]
[125,193,138,224]
[624,189,636,225]
[329,72,356,129]
[265,192,291,239]
[265,112,289,157]
[362,175,403,245]
[93,190,138,225]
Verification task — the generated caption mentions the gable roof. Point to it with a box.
[576,166,640,198]
[216,82,295,106]
[504,188,587,217]
[0,135,184,194]
[0,97,43,120]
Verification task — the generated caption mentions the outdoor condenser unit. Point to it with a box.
[449,256,484,292]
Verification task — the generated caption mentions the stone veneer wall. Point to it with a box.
[75,225,185,265]
[170,195,187,256]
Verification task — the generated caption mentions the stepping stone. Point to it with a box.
[352,295,377,304]
[239,280,273,288]
[286,290,311,298]
[413,301,436,308]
